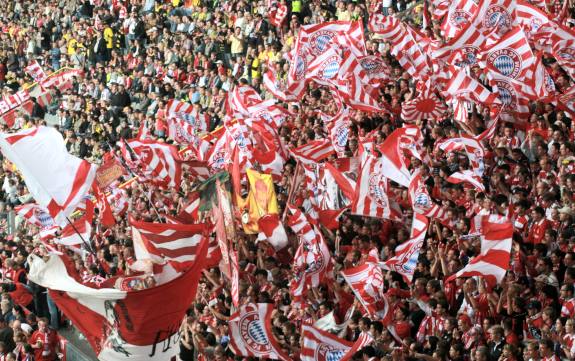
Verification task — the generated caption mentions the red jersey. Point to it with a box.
[30,329,59,361]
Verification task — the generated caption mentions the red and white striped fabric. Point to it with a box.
[443,67,501,105]
[263,69,299,102]
[230,248,240,308]
[120,139,183,189]
[229,303,290,361]
[269,3,288,27]
[474,0,517,36]
[166,116,198,145]
[206,128,232,171]
[436,136,486,176]
[351,153,402,221]
[0,127,96,227]
[357,55,392,88]
[317,162,355,210]
[40,68,83,89]
[0,89,31,114]
[401,88,448,122]
[296,21,366,58]
[130,218,208,272]
[377,126,423,187]
[409,169,446,220]
[323,106,351,157]
[106,185,128,216]
[288,207,332,298]
[341,262,393,322]
[478,27,538,95]
[381,214,429,283]
[25,60,48,83]
[490,77,531,121]
[368,14,404,40]
[516,0,554,41]
[552,28,575,80]
[386,22,431,80]
[248,102,289,128]
[447,215,513,286]
[290,139,335,164]
[57,216,92,246]
[301,325,373,361]
[432,22,484,66]
[165,99,210,133]
[15,203,55,228]
[225,85,263,118]
[447,170,486,192]
[441,0,479,38]
[27,247,207,361]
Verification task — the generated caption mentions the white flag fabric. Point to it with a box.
[0,127,97,226]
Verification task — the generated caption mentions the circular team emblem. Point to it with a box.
[294,52,307,80]
[175,124,193,143]
[413,185,431,211]
[309,30,335,55]
[319,56,340,79]
[315,344,346,361]
[234,133,248,149]
[494,79,516,106]
[367,174,388,208]
[211,150,227,169]
[544,71,556,93]
[333,124,349,152]
[487,48,522,79]
[256,111,274,124]
[449,9,472,28]
[239,311,271,354]
[484,5,512,30]
[529,18,543,32]
[460,45,479,66]
[557,47,575,61]
[304,246,326,274]
[359,57,384,74]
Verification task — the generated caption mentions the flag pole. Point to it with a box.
[107,139,164,223]
[65,216,97,259]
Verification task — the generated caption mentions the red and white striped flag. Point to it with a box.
[268,2,288,27]
[40,68,83,89]
[165,99,210,133]
[381,213,429,283]
[447,216,513,286]
[409,168,446,221]
[436,136,486,176]
[290,139,335,164]
[301,325,373,361]
[0,127,97,227]
[324,106,351,157]
[443,67,502,105]
[229,303,290,361]
[15,203,55,228]
[130,218,208,272]
[377,126,424,187]
[351,153,402,221]
[441,0,479,38]
[27,245,207,361]
[446,170,486,192]
[120,139,184,189]
[225,84,263,118]
[341,262,393,322]
[24,60,48,83]
[288,206,332,299]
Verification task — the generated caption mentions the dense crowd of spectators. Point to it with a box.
[0,0,573,361]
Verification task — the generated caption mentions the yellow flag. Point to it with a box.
[240,169,280,234]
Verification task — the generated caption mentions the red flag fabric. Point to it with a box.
[27,248,207,361]
[301,325,373,361]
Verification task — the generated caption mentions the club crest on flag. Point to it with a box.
[484,5,512,31]
[319,56,341,79]
[316,344,346,361]
[449,9,472,27]
[239,311,272,353]
[494,79,517,106]
[413,185,432,211]
[367,174,388,208]
[359,57,384,74]
[459,46,480,66]
[175,123,194,143]
[212,150,227,169]
[488,49,522,78]
[310,30,335,55]
[334,124,349,152]
[177,111,199,129]
[295,52,308,80]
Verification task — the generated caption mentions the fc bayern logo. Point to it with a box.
[211,151,227,169]
[319,56,340,79]
[334,125,349,150]
[460,45,479,66]
[529,18,542,32]
[294,52,307,80]
[315,344,345,361]
[449,9,471,27]
[487,48,522,79]
[239,311,271,354]
[494,79,516,106]
[558,47,575,61]
[367,174,388,208]
[360,57,383,74]
[309,30,334,55]
[414,186,431,210]
[484,5,511,30]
